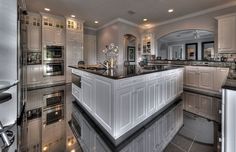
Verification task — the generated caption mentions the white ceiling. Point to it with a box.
[25,0,236,29]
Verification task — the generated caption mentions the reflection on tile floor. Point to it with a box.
[19,84,221,152]
[164,112,220,152]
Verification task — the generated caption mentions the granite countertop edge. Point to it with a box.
[69,65,184,80]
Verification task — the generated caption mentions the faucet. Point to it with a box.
[98,61,109,69]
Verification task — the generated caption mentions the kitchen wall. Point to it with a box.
[96,21,142,65]
[0,0,18,126]
[146,5,236,57]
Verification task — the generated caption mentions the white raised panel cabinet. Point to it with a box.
[185,66,229,93]
[199,67,214,90]
[214,68,229,92]
[27,26,41,51]
[185,66,199,88]
[133,82,146,125]
[82,76,94,112]
[216,14,236,53]
[43,28,55,44]
[72,67,184,139]
[116,87,133,136]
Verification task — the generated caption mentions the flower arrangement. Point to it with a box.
[102,43,119,68]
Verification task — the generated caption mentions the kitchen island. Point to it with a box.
[70,65,184,141]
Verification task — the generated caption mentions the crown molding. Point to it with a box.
[96,18,139,31]
[149,1,236,28]
[84,26,97,31]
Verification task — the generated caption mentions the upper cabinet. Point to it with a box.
[21,13,41,51]
[142,33,155,55]
[216,13,236,53]
[41,13,65,45]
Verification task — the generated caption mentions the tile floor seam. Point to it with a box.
[187,135,196,152]
[170,142,187,152]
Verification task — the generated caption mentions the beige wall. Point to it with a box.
[96,21,142,65]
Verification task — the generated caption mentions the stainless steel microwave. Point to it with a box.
[43,45,64,61]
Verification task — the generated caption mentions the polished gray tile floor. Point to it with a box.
[164,112,220,152]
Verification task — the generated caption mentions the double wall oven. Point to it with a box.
[42,89,65,125]
[43,45,64,77]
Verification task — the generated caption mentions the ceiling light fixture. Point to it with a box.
[168,9,174,13]
[143,18,148,22]
[71,15,75,18]
[94,21,99,24]
[44,8,50,12]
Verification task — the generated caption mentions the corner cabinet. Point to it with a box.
[141,33,155,55]
[216,13,236,53]
[72,68,184,139]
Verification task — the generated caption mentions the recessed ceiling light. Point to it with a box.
[71,15,75,18]
[143,18,148,22]
[94,21,99,24]
[168,9,174,13]
[44,8,50,12]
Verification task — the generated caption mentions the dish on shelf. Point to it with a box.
[0,80,19,93]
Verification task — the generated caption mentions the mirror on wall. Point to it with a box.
[124,34,136,63]
[157,30,215,60]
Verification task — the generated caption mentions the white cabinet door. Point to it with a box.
[146,80,156,116]
[166,74,177,103]
[43,28,55,44]
[27,26,41,51]
[185,67,199,87]
[178,69,184,94]
[156,78,165,110]
[133,82,146,125]
[214,68,229,92]
[82,78,94,112]
[199,68,214,90]
[27,65,44,85]
[54,28,64,45]
[218,15,236,53]
[116,87,133,135]
[95,79,112,131]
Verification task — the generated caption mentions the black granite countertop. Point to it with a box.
[222,78,236,91]
[69,65,183,79]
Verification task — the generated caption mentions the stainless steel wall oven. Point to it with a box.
[43,61,64,76]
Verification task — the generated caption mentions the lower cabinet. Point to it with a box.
[166,73,178,103]
[183,91,220,122]
[133,82,146,125]
[82,76,94,112]
[184,66,229,93]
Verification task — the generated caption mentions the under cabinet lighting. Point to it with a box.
[168,9,174,13]
[44,8,50,12]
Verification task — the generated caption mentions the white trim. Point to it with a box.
[97,18,139,31]
[84,26,97,31]
[141,1,236,29]
[215,12,236,20]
